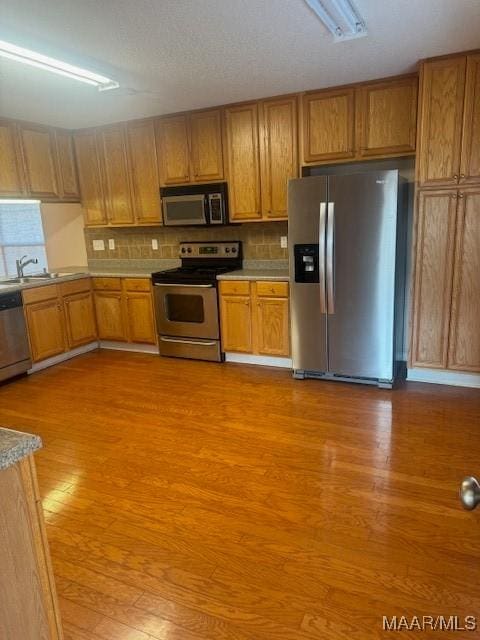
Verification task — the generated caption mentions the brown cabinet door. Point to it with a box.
[225,103,262,221]
[357,76,418,158]
[254,295,290,357]
[301,87,356,163]
[0,119,25,196]
[25,299,67,362]
[126,120,162,224]
[19,124,59,199]
[125,292,156,344]
[460,54,480,185]
[448,188,480,371]
[55,131,80,200]
[63,291,97,349]
[156,115,190,185]
[100,125,135,225]
[260,97,298,219]
[189,109,224,182]
[94,291,127,341]
[417,56,466,188]
[220,294,252,352]
[73,131,108,226]
[410,190,458,368]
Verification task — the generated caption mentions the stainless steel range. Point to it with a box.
[152,241,242,362]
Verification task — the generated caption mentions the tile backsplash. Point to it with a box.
[85,222,288,262]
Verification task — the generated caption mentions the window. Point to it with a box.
[0,201,48,277]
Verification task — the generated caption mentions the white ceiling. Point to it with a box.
[0,0,479,129]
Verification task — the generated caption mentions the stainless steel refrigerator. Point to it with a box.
[288,170,407,389]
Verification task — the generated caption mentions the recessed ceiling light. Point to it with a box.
[0,39,119,91]
[304,0,367,41]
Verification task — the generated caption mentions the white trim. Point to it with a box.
[407,368,480,389]
[99,341,159,354]
[225,352,292,369]
[28,342,98,373]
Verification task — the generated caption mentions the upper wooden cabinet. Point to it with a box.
[74,130,108,226]
[156,109,224,186]
[460,54,480,185]
[126,120,162,224]
[302,87,356,163]
[18,124,59,199]
[55,130,80,200]
[259,97,298,219]
[99,125,135,226]
[224,103,262,221]
[0,119,25,197]
[357,76,418,158]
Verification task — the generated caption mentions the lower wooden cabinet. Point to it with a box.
[92,277,157,345]
[219,280,290,357]
[24,298,66,362]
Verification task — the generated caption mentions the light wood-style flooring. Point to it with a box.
[1,350,480,639]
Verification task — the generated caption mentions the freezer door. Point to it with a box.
[288,176,328,373]
[326,171,399,381]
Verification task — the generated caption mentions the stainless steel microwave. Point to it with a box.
[160,182,228,226]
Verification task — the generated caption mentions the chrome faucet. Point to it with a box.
[16,255,39,278]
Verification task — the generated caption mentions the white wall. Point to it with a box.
[40,203,88,269]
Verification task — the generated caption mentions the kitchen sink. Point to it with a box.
[0,272,85,286]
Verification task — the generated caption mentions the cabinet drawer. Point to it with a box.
[22,284,59,305]
[123,278,151,292]
[92,277,122,291]
[59,278,91,297]
[255,281,289,298]
[219,281,250,296]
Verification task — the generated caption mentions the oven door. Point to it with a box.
[162,194,207,226]
[153,282,219,339]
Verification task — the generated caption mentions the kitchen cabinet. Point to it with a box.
[0,119,25,196]
[224,103,262,221]
[60,279,97,349]
[18,123,59,199]
[126,119,162,224]
[92,277,156,344]
[356,76,417,158]
[219,280,290,356]
[259,96,298,219]
[24,295,67,363]
[0,452,63,639]
[448,187,480,371]
[55,131,80,200]
[73,130,108,225]
[156,110,224,186]
[302,87,356,164]
[460,53,480,185]
[99,125,135,225]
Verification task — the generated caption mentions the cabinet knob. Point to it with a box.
[453,175,459,181]
[460,174,465,179]
[459,192,464,198]
[452,194,457,199]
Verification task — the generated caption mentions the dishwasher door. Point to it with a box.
[0,291,32,381]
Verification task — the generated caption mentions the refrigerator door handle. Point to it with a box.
[319,202,327,313]
[326,202,335,314]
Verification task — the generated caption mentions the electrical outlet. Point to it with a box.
[152,239,159,250]
[92,239,105,251]
[280,236,288,249]
[108,239,115,250]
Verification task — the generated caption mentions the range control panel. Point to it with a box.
[179,241,241,258]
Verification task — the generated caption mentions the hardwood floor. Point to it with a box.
[1,349,480,639]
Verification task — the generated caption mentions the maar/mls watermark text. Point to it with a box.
[383,615,477,632]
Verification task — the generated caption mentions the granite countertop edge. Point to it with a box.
[217,269,290,281]
[0,427,42,472]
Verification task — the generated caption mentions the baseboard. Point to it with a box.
[407,367,480,389]
[28,342,99,373]
[225,353,292,369]
[99,341,160,354]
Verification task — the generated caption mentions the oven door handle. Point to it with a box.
[160,337,217,346]
[154,283,214,289]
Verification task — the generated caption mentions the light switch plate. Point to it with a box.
[152,239,159,250]
[108,239,115,250]
[280,236,288,249]
[93,239,105,251]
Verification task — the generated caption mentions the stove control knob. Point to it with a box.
[181,248,186,253]
[225,248,230,253]
[187,247,192,253]
[231,247,237,253]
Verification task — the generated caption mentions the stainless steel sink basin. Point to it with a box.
[0,272,80,286]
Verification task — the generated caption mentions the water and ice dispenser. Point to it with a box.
[294,244,320,283]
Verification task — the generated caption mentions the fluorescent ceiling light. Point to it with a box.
[0,199,41,204]
[0,39,119,91]
[304,0,367,41]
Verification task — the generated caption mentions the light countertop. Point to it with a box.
[0,427,42,472]
[217,269,289,282]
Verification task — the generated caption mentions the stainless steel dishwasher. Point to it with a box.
[0,291,32,382]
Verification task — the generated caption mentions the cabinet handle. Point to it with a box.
[451,193,457,199]
[459,193,464,198]
[453,174,459,181]
[460,174,465,179]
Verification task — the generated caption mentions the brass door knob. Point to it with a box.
[460,476,480,510]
